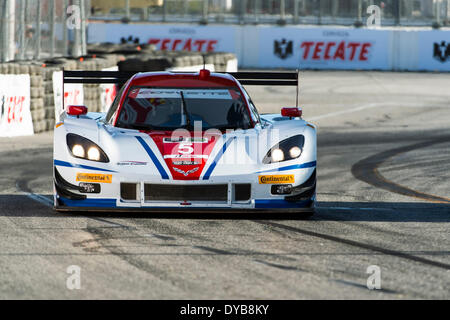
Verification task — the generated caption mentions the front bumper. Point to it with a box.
[54,162,316,212]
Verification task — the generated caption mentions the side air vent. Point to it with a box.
[234,184,251,201]
[121,183,139,201]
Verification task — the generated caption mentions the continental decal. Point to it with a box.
[76,173,112,184]
[258,175,294,184]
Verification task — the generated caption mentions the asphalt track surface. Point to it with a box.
[0,71,449,299]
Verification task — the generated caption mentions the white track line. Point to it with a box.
[306,103,382,121]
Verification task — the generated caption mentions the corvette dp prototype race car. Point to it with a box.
[53,70,317,214]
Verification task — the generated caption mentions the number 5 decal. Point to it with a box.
[178,143,194,154]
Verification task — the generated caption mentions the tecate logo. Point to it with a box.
[300,41,372,61]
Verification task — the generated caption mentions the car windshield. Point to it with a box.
[116,87,252,131]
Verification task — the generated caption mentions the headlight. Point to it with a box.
[263,135,305,164]
[66,134,109,163]
[289,146,302,158]
[271,148,285,162]
[87,147,101,161]
[72,144,85,158]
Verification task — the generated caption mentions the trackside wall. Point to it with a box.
[88,23,450,72]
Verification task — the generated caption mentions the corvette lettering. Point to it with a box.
[117,161,147,166]
[259,175,294,184]
[76,173,112,184]
[300,41,372,61]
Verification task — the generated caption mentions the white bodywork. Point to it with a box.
[53,111,317,212]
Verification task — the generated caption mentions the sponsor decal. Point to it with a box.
[117,161,147,166]
[76,173,112,184]
[274,38,293,59]
[433,41,450,63]
[258,175,295,184]
[78,182,101,194]
[172,160,200,166]
[173,167,199,177]
[120,35,140,44]
[148,38,218,52]
[300,41,372,61]
[163,137,208,143]
[164,154,208,159]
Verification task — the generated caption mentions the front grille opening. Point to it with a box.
[234,184,251,201]
[121,183,138,201]
[145,184,228,202]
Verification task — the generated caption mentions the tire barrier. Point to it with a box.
[0,43,237,135]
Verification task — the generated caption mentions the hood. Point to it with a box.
[143,131,221,180]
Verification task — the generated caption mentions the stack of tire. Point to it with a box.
[74,54,124,113]
[203,52,238,72]
[87,42,237,73]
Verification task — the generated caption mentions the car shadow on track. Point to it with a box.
[2,195,448,222]
[72,202,450,222]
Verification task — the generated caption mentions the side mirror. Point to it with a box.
[281,107,302,118]
[67,105,88,116]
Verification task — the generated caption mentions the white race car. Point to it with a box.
[53,70,317,215]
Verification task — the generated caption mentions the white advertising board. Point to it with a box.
[53,71,84,121]
[257,26,391,70]
[0,74,33,137]
[417,30,450,71]
[100,66,119,113]
[87,23,450,72]
[88,24,238,53]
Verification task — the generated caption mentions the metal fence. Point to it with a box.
[90,0,450,27]
[0,0,88,62]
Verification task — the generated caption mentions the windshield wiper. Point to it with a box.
[180,91,192,130]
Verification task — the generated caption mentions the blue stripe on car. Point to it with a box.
[58,197,117,207]
[54,160,116,172]
[202,136,236,180]
[135,136,170,180]
[255,161,316,174]
[255,199,313,208]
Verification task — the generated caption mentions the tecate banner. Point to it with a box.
[88,24,238,53]
[417,30,450,71]
[0,74,33,137]
[258,27,390,70]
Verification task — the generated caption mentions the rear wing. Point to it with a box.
[63,70,301,108]
[62,70,299,86]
